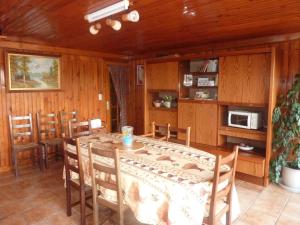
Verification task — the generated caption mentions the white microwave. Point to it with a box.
[228,111,262,130]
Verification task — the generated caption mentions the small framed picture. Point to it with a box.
[136,64,144,85]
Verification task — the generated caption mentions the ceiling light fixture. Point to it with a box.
[89,23,102,35]
[85,0,129,23]
[122,10,140,22]
[106,19,122,31]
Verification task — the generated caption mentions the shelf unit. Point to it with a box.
[179,59,219,100]
[145,61,179,133]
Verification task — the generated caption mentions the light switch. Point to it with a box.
[98,94,103,101]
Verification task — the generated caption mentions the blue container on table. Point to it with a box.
[122,126,134,147]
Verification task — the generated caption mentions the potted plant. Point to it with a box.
[162,96,172,108]
[153,99,161,108]
[270,74,300,190]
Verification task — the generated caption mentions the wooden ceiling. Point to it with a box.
[1,0,300,55]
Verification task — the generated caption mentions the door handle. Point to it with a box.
[106,101,110,110]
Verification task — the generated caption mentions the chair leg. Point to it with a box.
[93,199,99,225]
[66,181,72,216]
[226,207,232,225]
[80,189,86,225]
[120,206,124,225]
[39,145,44,171]
[31,148,35,166]
[13,150,18,177]
[44,144,49,169]
[55,145,59,161]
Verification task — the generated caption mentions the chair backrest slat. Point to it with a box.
[12,124,31,129]
[91,146,115,158]
[93,162,116,175]
[13,132,32,137]
[11,115,31,121]
[37,112,59,141]
[96,178,118,191]
[9,113,35,146]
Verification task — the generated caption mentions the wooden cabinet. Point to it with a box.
[195,103,218,146]
[147,62,179,90]
[178,101,218,146]
[178,102,196,142]
[218,53,271,105]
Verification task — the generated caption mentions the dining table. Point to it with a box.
[65,133,240,225]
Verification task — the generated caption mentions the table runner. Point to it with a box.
[66,133,240,225]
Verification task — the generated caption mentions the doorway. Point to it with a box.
[105,62,129,133]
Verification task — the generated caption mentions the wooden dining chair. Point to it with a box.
[8,113,42,176]
[88,142,124,225]
[142,121,170,140]
[203,146,239,225]
[37,112,63,168]
[64,137,92,225]
[167,126,191,147]
[89,118,106,134]
[68,120,91,138]
[59,110,77,137]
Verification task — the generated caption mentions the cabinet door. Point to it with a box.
[147,62,179,90]
[195,103,218,146]
[218,54,270,105]
[178,102,196,142]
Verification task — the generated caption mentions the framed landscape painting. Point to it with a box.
[6,52,61,91]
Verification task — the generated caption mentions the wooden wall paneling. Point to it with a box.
[130,60,146,135]
[0,48,107,172]
[195,103,218,146]
[287,40,300,89]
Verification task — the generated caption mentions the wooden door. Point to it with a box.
[178,102,196,142]
[218,53,271,105]
[146,62,179,90]
[195,103,218,146]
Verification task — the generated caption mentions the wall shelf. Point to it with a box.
[148,89,178,93]
[218,101,268,108]
[149,107,177,112]
[218,126,267,142]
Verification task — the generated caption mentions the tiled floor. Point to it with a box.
[0,162,299,225]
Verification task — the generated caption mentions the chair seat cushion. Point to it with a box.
[40,138,62,145]
[14,142,39,150]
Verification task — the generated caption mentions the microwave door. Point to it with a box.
[229,113,251,129]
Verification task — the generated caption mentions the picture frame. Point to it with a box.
[6,51,61,91]
[136,64,144,85]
